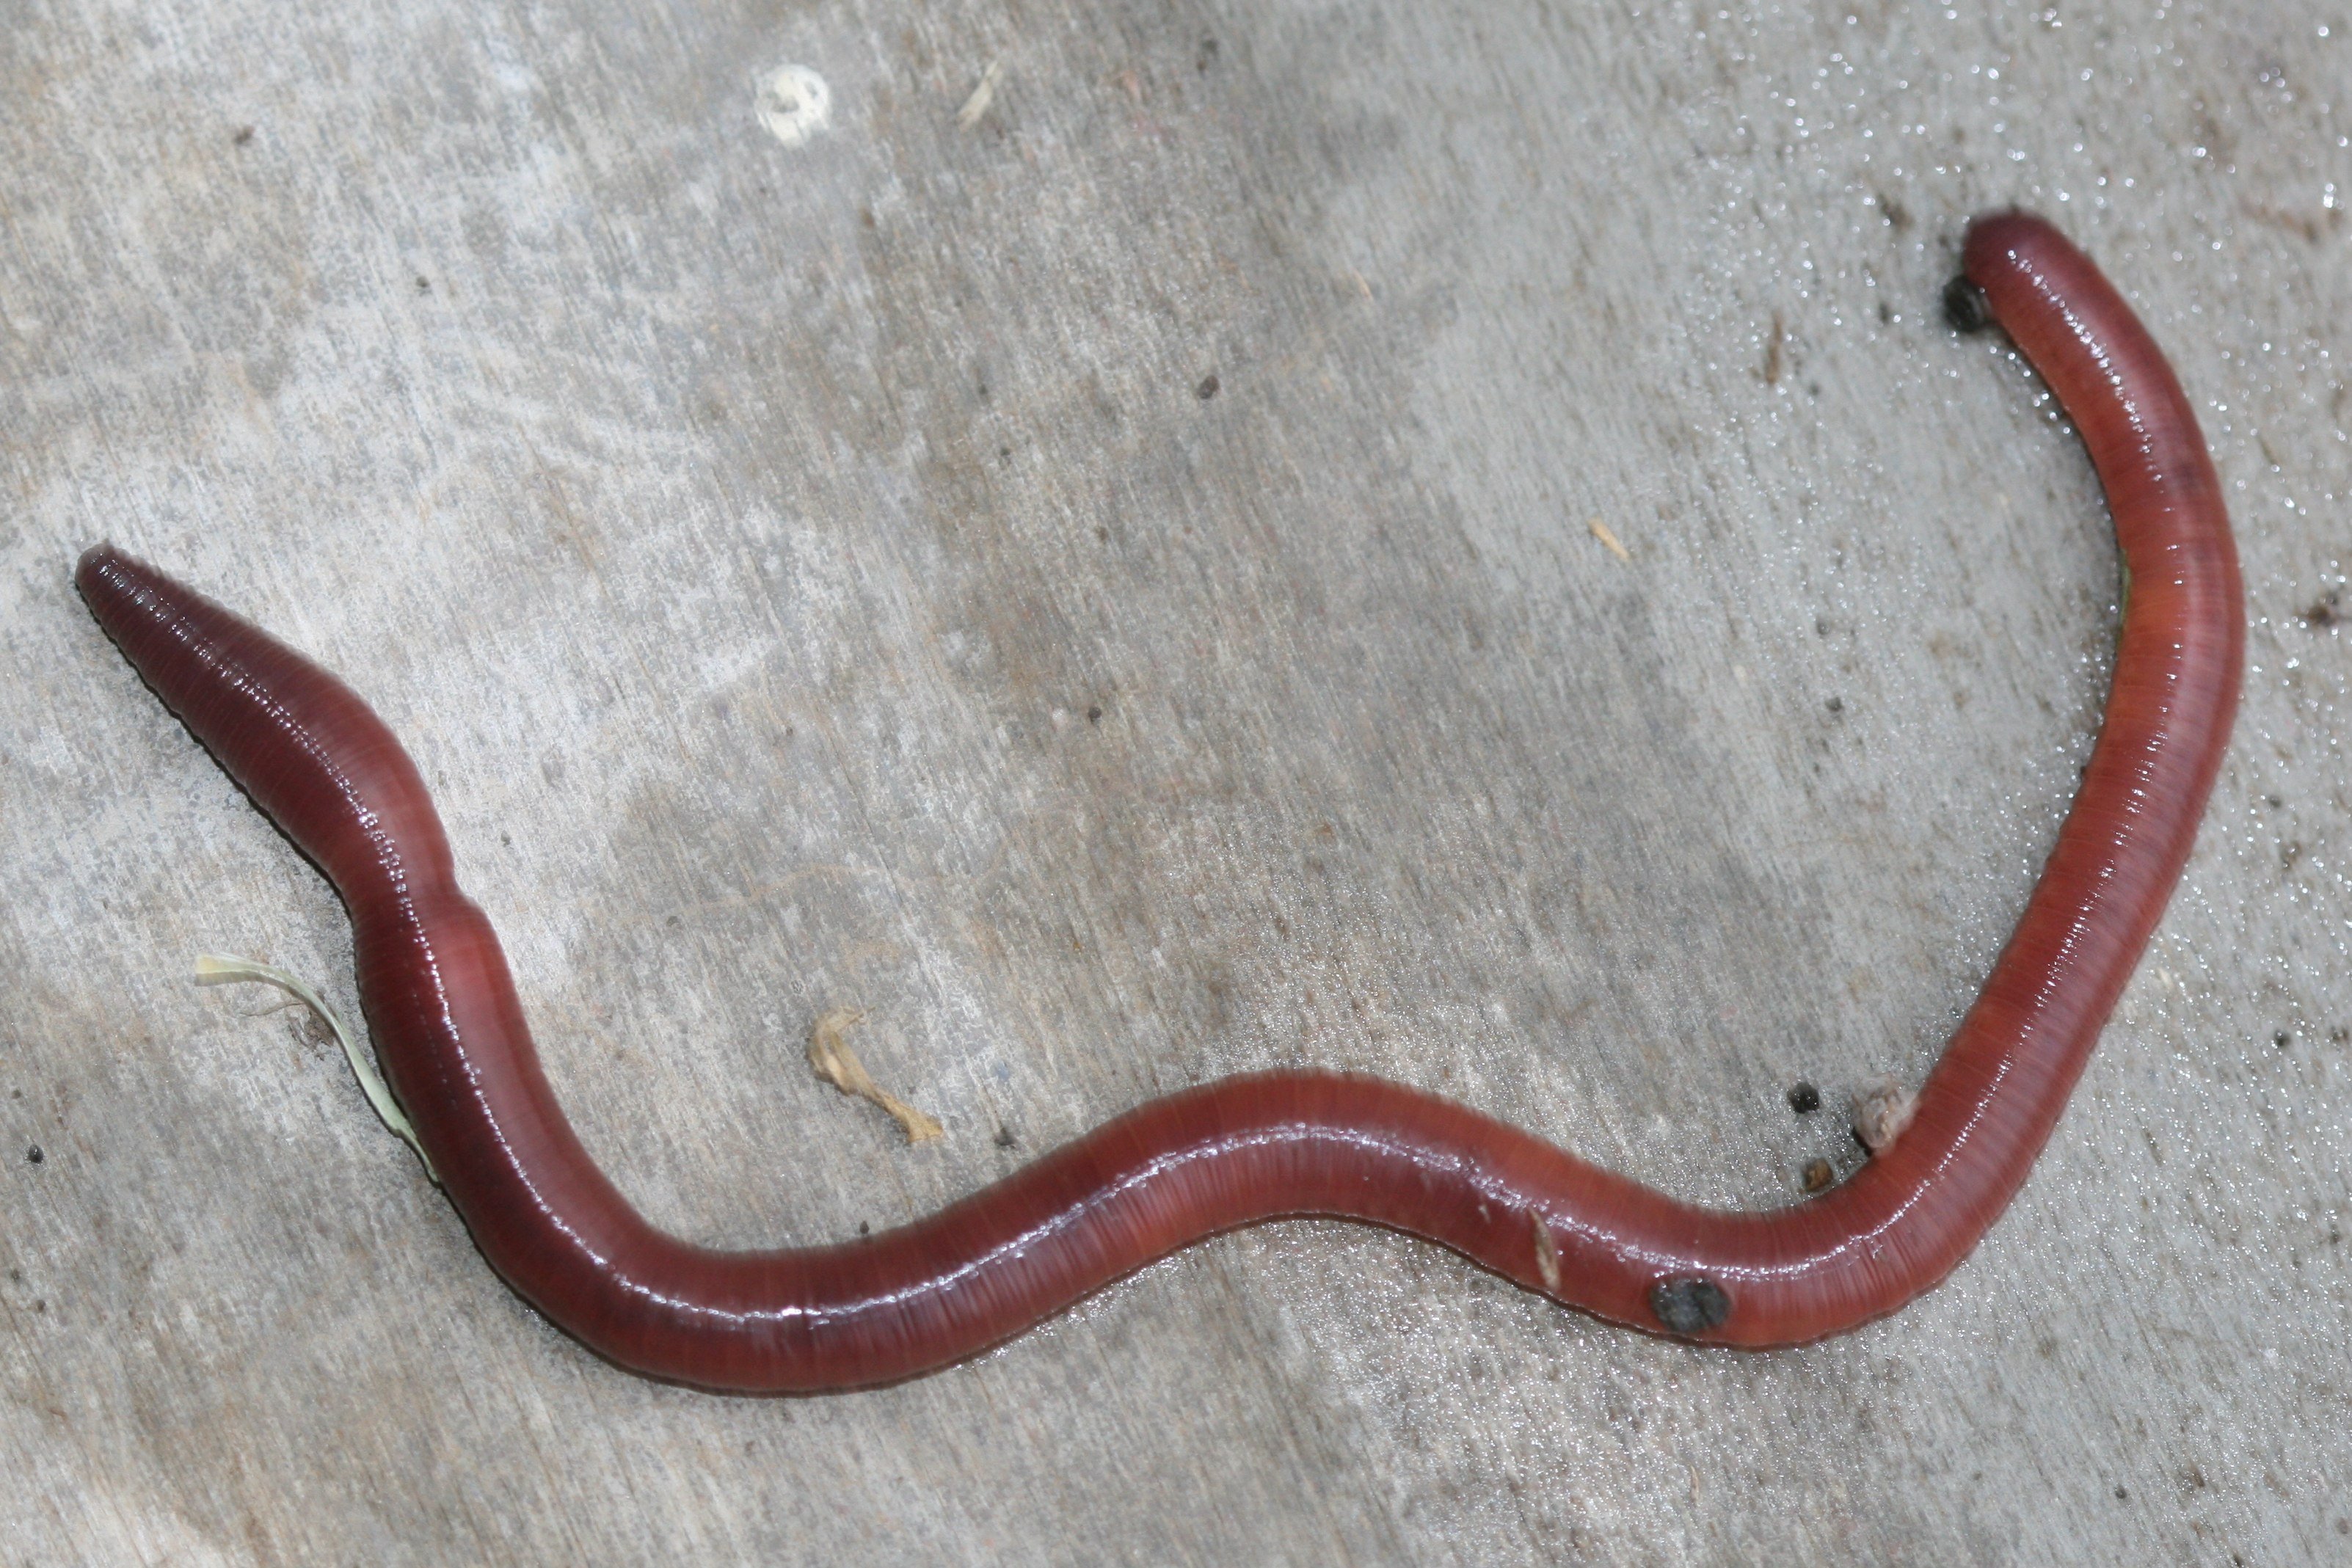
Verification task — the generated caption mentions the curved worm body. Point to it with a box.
[79,213,2239,1391]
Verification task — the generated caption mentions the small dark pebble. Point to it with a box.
[2114,1485,2129,1501]
[1825,696,1843,713]
[1649,1276,1732,1334]
[1788,1082,1821,1115]
[1086,705,1102,725]
[1802,1158,1834,1195]
[994,1126,1018,1149]
[1943,275,1994,334]
[1196,373,1220,401]
[25,1145,40,1165]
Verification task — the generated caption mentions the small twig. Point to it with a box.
[1587,517,1632,563]
[808,1009,944,1144]
[194,955,440,1184]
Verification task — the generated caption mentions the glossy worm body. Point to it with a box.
[80,213,2240,1391]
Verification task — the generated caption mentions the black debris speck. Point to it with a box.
[856,1222,870,1236]
[24,1145,40,1165]
[1086,705,1103,725]
[233,125,255,146]
[1825,696,1843,714]
[1944,275,1994,334]
[2275,1031,2292,1049]
[1788,1082,1821,1115]
[1196,373,1220,401]
[994,1126,1018,1150]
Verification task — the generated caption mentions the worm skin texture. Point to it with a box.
[79,212,2238,1391]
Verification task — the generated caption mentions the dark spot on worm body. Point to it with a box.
[1944,276,1995,334]
[1650,1277,1731,1334]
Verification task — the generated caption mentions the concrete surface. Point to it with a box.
[3,0,2348,1561]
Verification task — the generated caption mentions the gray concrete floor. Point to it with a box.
[4,1,2348,1561]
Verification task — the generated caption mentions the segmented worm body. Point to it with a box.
[80,213,2239,1391]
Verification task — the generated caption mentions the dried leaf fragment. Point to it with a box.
[1852,1076,1920,1155]
[808,1008,944,1144]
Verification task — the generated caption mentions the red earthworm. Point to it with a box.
[78,211,2239,1391]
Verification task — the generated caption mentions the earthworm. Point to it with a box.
[77,211,2240,1391]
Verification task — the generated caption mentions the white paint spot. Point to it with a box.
[757,64,832,147]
